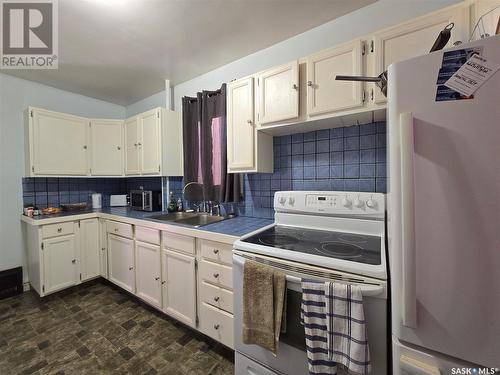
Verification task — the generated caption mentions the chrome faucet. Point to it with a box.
[182,182,206,212]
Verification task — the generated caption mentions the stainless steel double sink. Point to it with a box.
[149,212,226,228]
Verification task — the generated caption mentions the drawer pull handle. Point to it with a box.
[213,273,220,279]
[71,259,76,264]
[129,266,134,270]
[213,296,220,302]
[155,277,160,281]
[57,228,62,233]
[213,324,220,330]
[213,249,219,254]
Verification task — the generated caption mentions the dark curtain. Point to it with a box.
[182,84,242,203]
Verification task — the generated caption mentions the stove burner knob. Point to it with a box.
[354,198,364,208]
[366,198,376,208]
[342,197,352,207]
[279,197,286,205]
[288,197,295,206]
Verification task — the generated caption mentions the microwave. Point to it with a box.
[130,190,162,211]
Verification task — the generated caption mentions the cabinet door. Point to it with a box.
[371,6,468,104]
[139,109,161,175]
[79,218,100,281]
[163,249,196,327]
[90,119,124,176]
[98,219,108,279]
[124,116,140,175]
[227,77,255,171]
[32,108,88,175]
[306,39,363,116]
[257,61,299,125]
[135,241,161,308]
[108,234,135,293]
[43,234,78,294]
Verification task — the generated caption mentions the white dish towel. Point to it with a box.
[325,282,371,374]
[301,280,337,375]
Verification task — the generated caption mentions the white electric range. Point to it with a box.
[233,191,388,375]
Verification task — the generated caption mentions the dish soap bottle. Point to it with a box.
[176,198,183,212]
[167,192,176,212]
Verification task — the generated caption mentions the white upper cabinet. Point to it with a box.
[139,108,161,175]
[90,119,124,176]
[30,107,89,176]
[257,60,299,125]
[227,77,256,171]
[124,116,140,175]
[125,108,183,176]
[370,4,469,104]
[79,218,100,281]
[306,39,364,116]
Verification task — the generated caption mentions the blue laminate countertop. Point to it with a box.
[25,207,273,238]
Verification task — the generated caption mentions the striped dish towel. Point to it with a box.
[325,283,371,374]
[301,280,338,375]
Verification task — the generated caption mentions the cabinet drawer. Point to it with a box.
[162,231,195,255]
[200,281,233,314]
[200,239,233,265]
[106,220,133,238]
[135,226,160,245]
[199,259,233,290]
[42,222,74,239]
[199,302,234,349]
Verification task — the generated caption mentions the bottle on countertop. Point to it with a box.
[167,191,176,212]
[176,198,183,212]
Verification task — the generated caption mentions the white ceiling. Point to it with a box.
[2,0,375,106]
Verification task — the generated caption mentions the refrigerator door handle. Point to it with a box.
[400,355,441,375]
[400,112,417,328]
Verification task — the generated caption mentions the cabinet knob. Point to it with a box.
[161,281,166,285]
[137,142,142,146]
[213,296,220,302]
[71,259,76,264]
[292,84,298,90]
[246,119,252,124]
[101,247,105,251]
[213,249,219,254]
[213,273,220,279]
[155,277,160,281]
[213,324,220,330]
[129,266,134,270]
[57,228,62,233]
[117,146,121,150]
[114,228,118,232]
[134,143,138,147]
[83,145,87,150]
[307,81,313,87]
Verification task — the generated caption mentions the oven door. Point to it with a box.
[233,252,388,375]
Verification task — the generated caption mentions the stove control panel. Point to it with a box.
[274,191,385,217]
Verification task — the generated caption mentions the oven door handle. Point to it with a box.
[233,255,384,297]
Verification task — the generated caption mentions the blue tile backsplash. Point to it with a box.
[22,122,387,220]
[22,177,162,208]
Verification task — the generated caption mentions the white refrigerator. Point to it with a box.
[388,35,500,374]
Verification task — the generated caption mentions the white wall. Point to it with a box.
[172,0,462,110]
[0,73,125,281]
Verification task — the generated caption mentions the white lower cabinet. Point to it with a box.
[162,249,196,327]
[79,218,100,281]
[43,234,79,294]
[199,302,234,349]
[135,240,161,308]
[99,219,108,279]
[108,233,135,293]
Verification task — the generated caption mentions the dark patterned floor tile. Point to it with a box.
[36,340,50,350]
[121,319,137,330]
[75,345,90,358]
[19,359,48,375]
[118,346,135,361]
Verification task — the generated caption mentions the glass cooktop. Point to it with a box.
[242,225,381,265]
